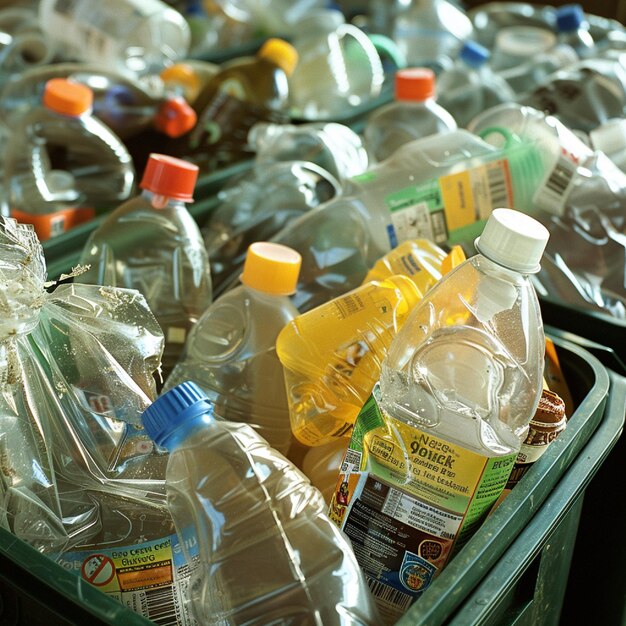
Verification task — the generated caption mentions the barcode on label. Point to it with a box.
[367,577,413,611]
[535,159,577,215]
[431,211,447,244]
[335,293,365,319]
[341,449,362,473]
[144,585,179,626]
[487,165,509,208]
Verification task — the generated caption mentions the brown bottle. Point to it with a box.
[184,38,298,170]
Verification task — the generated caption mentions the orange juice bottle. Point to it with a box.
[276,274,422,447]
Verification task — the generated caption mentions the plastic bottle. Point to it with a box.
[265,127,544,313]
[277,274,424,447]
[0,62,198,144]
[181,38,298,170]
[1,78,135,239]
[555,4,595,58]
[364,68,457,162]
[75,154,212,381]
[165,242,302,455]
[141,380,381,626]
[203,160,340,296]
[389,0,473,70]
[38,0,191,75]
[249,120,370,181]
[301,436,351,504]
[329,209,549,622]
[590,117,626,172]
[437,41,516,128]
[288,8,385,121]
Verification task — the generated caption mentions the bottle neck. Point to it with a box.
[140,189,188,210]
[160,410,214,452]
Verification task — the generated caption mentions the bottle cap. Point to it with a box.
[590,118,626,156]
[140,154,199,202]
[258,38,299,76]
[460,41,489,68]
[43,78,93,116]
[240,242,302,295]
[556,4,585,32]
[153,96,198,138]
[141,381,213,449]
[394,68,435,101]
[160,63,201,97]
[474,208,549,274]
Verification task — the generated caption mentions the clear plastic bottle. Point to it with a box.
[590,117,626,172]
[203,160,340,296]
[141,380,381,626]
[329,210,548,622]
[76,153,212,381]
[267,127,545,312]
[165,242,302,455]
[555,4,595,59]
[390,0,473,70]
[1,77,135,239]
[182,38,298,170]
[38,0,191,75]
[276,274,424,447]
[301,436,351,504]
[249,120,370,181]
[364,68,457,162]
[288,8,385,121]
[437,41,516,128]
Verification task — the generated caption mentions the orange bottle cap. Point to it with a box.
[160,63,201,96]
[43,78,93,116]
[140,154,199,202]
[395,68,435,102]
[153,97,197,138]
[241,242,302,295]
[258,38,299,76]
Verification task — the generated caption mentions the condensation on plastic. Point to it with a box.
[0,217,168,554]
[468,103,626,320]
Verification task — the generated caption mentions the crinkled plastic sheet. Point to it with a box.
[0,217,169,554]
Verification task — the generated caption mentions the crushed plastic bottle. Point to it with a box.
[141,380,381,625]
[364,67,457,162]
[38,0,191,75]
[1,77,135,239]
[76,153,212,380]
[328,209,549,624]
[288,8,385,121]
[590,117,626,172]
[166,242,301,454]
[437,41,516,128]
[203,160,340,296]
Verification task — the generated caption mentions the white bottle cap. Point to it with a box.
[474,208,550,274]
[589,118,626,157]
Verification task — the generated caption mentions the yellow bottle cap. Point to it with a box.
[241,242,302,295]
[160,63,201,99]
[441,245,466,275]
[258,38,299,76]
[385,274,423,316]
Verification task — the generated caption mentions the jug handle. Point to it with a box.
[367,33,407,69]
[477,126,523,150]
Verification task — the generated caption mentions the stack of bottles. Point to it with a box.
[2,1,626,625]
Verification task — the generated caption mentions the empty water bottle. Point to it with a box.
[38,0,191,75]
[555,4,595,58]
[203,160,340,295]
[1,77,135,240]
[437,41,516,127]
[166,242,302,454]
[76,154,212,380]
[364,68,457,162]
[141,381,381,625]
[288,8,385,121]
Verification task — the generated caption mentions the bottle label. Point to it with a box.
[533,152,578,216]
[57,529,199,625]
[384,159,514,248]
[328,384,516,623]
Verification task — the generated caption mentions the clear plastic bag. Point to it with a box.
[0,217,168,554]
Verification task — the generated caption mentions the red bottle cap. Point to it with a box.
[140,154,199,202]
[395,68,435,101]
[154,96,197,138]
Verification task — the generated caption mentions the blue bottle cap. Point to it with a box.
[556,4,584,32]
[141,381,213,449]
[460,41,489,68]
